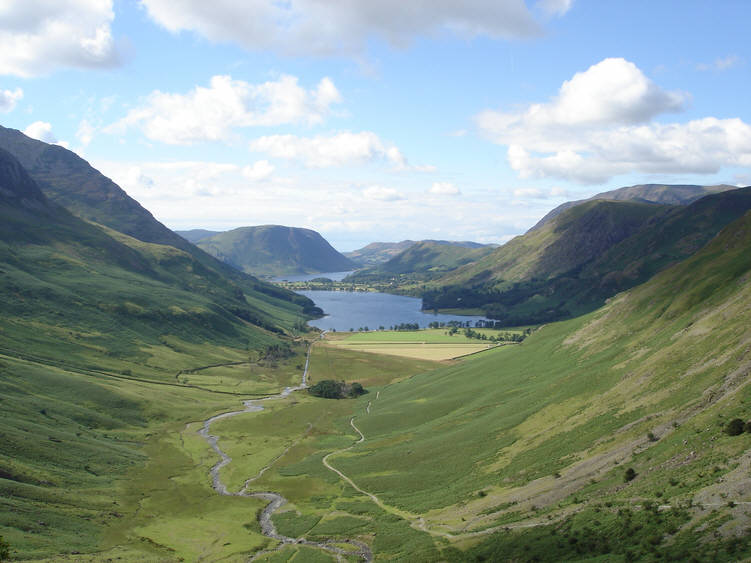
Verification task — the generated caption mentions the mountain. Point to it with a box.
[0,148,321,559]
[345,240,497,284]
[344,239,491,267]
[0,125,313,314]
[424,188,751,324]
[343,240,417,267]
[195,225,356,277]
[336,208,751,561]
[0,148,312,363]
[175,228,222,243]
[531,183,737,231]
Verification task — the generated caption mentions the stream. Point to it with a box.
[197,339,373,562]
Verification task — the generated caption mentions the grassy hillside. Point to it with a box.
[346,240,496,285]
[196,224,356,278]
[130,208,751,562]
[424,189,751,325]
[0,126,312,315]
[323,208,751,559]
[343,240,417,267]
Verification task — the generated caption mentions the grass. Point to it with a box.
[325,329,509,361]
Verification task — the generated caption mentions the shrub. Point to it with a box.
[724,418,745,436]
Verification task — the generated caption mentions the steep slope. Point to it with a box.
[345,240,496,284]
[0,125,312,317]
[0,149,320,560]
[0,149,310,367]
[425,188,751,324]
[175,228,221,243]
[531,182,736,231]
[196,225,356,277]
[442,199,666,286]
[328,209,751,560]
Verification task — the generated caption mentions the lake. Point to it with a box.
[297,289,492,332]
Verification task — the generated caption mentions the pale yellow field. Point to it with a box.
[327,341,494,361]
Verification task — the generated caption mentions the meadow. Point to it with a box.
[324,328,516,361]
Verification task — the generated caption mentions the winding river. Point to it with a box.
[198,339,373,562]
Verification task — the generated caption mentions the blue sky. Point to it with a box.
[1,0,749,250]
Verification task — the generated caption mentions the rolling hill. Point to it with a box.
[194,225,356,277]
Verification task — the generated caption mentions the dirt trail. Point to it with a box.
[198,336,373,562]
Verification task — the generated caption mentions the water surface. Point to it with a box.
[298,289,491,332]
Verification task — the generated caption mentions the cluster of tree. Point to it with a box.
[308,380,366,399]
[459,327,529,343]
[261,342,293,361]
[724,418,751,436]
[392,322,420,331]
[422,282,575,325]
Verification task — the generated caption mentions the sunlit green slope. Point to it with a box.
[327,209,751,560]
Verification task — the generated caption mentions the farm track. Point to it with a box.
[197,336,373,562]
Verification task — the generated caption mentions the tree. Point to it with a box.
[725,418,745,436]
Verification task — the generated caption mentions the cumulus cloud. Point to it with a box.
[241,160,274,181]
[250,131,408,169]
[362,186,405,201]
[107,75,341,145]
[477,57,751,183]
[429,182,461,196]
[0,0,119,76]
[0,88,22,112]
[140,0,543,56]
[23,121,57,143]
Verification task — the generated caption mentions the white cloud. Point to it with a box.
[429,182,461,196]
[23,121,57,143]
[512,186,569,199]
[241,160,274,181]
[537,0,573,17]
[0,88,22,112]
[362,186,405,201]
[696,55,742,72]
[250,131,408,169]
[140,0,543,56]
[0,0,119,76]
[76,119,96,146]
[107,74,341,145]
[477,57,751,183]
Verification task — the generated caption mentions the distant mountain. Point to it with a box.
[424,187,751,324]
[344,241,417,267]
[345,239,492,268]
[346,240,496,284]
[530,183,737,231]
[195,225,356,277]
[175,229,222,243]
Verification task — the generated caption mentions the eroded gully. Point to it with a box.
[198,337,373,562]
